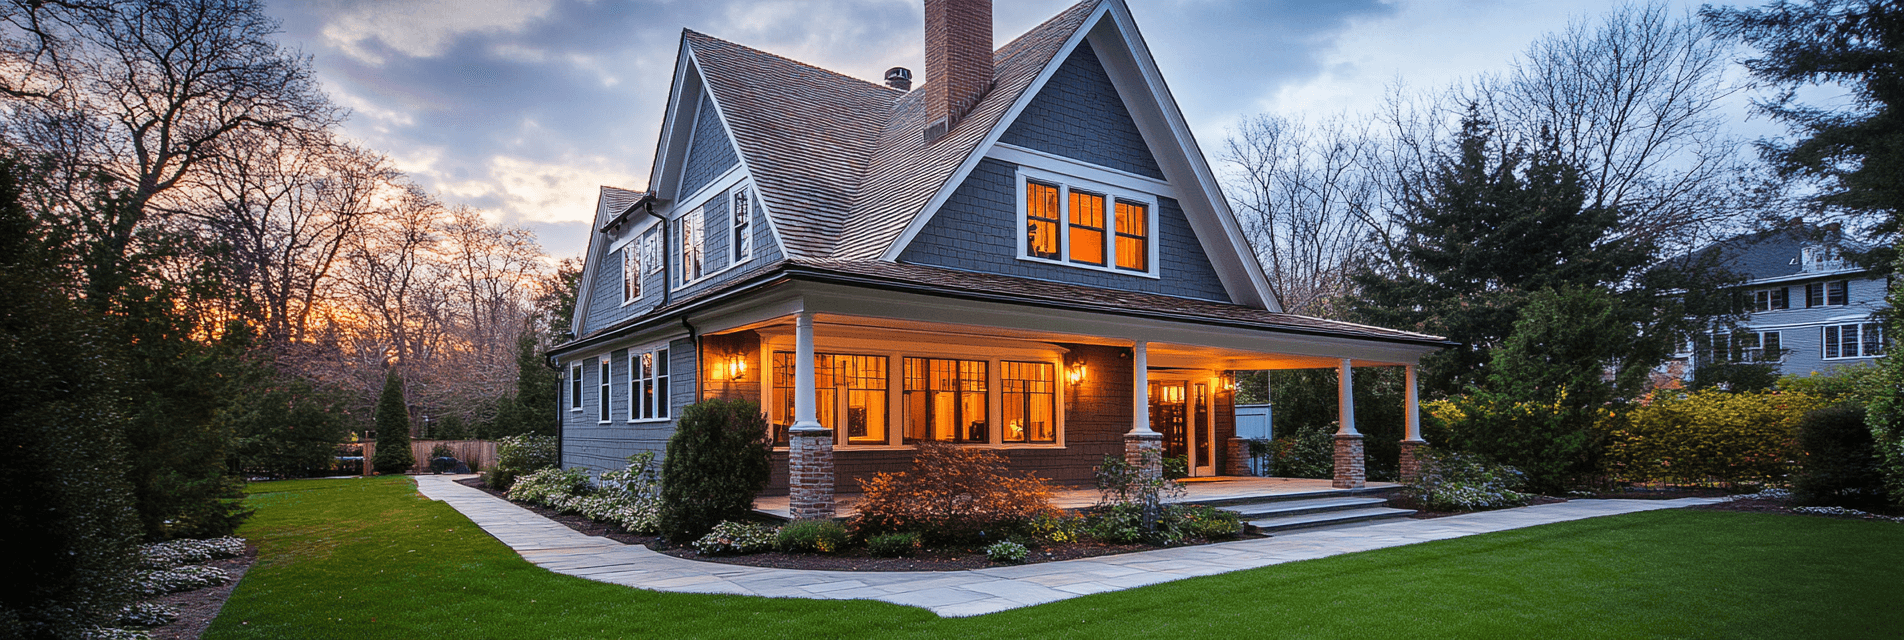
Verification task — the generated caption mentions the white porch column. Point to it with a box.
[1125,340,1162,478]
[1399,363,1428,482]
[791,311,821,432]
[1332,358,1366,489]
[787,311,833,519]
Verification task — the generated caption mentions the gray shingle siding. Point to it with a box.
[679,94,740,199]
[672,187,781,300]
[579,186,782,337]
[999,39,1164,180]
[898,157,1230,302]
[561,339,699,477]
[1735,275,1890,376]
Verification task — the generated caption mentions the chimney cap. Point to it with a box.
[885,67,913,91]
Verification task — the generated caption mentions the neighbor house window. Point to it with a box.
[731,188,751,264]
[1696,331,1780,364]
[1751,287,1787,312]
[1824,323,1885,359]
[621,246,641,303]
[597,357,612,422]
[1002,361,1056,443]
[1018,169,1158,275]
[905,357,987,443]
[680,207,705,283]
[628,347,670,421]
[569,363,584,411]
[1806,280,1849,307]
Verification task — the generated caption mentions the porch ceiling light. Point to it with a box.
[1066,361,1087,386]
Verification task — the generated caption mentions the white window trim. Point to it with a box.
[597,357,612,424]
[569,363,584,411]
[1823,322,1885,360]
[678,206,706,286]
[620,246,642,306]
[730,183,753,265]
[1013,165,1161,279]
[626,344,673,423]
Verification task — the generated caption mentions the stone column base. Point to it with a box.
[1123,432,1163,480]
[1398,439,1428,483]
[1225,437,1253,477]
[788,429,835,520]
[1332,433,1366,489]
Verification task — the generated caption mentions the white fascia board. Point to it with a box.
[647,40,697,201]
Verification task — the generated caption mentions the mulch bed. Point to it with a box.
[453,477,1263,571]
[146,544,258,640]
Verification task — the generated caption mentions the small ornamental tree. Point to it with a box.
[854,442,1059,544]
[371,369,415,474]
[658,400,772,543]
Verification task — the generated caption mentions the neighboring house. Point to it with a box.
[548,0,1446,519]
[1677,224,1889,377]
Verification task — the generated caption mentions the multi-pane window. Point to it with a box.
[1696,331,1781,364]
[1002,361,1056,444]
[905,358,988,443]
[1751,287,1787,312]
[642,233,663,274]
[1068,191,1105,265]
[731,188,751,264]
[621,246,641,303]
[1026,181,1062,260]
[1114,200,1148,271]
[597,358,612,422]
[1824,323,1885,359]
[1019,171,1156,275]
[683,208,705,281]
[1806,280,1849,307]
[569,363,584,411]
[769,353,889,445]
[628,347,670,421]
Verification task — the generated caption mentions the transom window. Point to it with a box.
[628,347,670,421]
[1824,323,1885,359]
[1017,168,1158,276]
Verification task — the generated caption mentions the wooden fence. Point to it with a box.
[358,439,498,476]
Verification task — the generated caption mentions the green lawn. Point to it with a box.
[206,477,1904,639]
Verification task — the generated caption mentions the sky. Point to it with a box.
[265,0,1763,260]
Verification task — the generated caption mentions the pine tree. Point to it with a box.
[491,330,558,438]
[372,368,415,474]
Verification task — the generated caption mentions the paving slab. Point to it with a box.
[413,475,1720,618]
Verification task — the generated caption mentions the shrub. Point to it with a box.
[658,400,773,543]
[866,532,921,558]
[224,376,350,479]
[132,566,229,596]
[775,520,848,554]
[506,467,590,506]
[137,537,245,569]
[1261,423,1333,479]
[1602,390,1825,486]
[430,443,455,459]
[692,521,778,556]
[117,601,179,627]
[1027,512,1082,545]
[1162,455,1189,480]
[985,540,1029,564]
[371,369,415,475]
[1792,404,1887,510]
[580,452,663,534]
[1426,391,1603,494]
[1092,451,1185,539]
[483,434,558,490]
[1175,504,1241,540]
[853,442,1058,544]
[1396,449,1529,511]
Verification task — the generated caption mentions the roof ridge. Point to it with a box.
[682,29,903,97]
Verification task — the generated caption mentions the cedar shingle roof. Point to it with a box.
[682,0,1098,260]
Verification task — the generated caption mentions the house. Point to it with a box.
[1678,223,1889,377]
[547,0,1447,520]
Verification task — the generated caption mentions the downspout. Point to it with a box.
[682,317,701,403]
[548,353,563,469]
[643,200,671,310]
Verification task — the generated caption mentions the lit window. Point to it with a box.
[768,353,888,445]
[731,188,751,264]
[1824,323,1885,359]
[1002,361,1055,443]
[1026,181,1061,260]
[905,358,988,444]
[1068,191,1105,265]
[628,347,670,420]
[1115,200,1148,271]
[597,357,612,422]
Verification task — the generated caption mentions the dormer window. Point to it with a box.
[1016,168,1158,277]
[732,187,752,264]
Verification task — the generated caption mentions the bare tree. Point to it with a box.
[1222,114,1387,315]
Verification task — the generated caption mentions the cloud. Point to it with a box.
[320,0,558,64]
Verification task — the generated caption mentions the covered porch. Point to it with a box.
[683,267,1443,521]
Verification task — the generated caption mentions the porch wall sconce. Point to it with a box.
[724,353,747,381]
[1066,361,1087,386]
[1222,373,1237,393]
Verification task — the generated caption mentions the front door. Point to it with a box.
[1148,381,1187,463]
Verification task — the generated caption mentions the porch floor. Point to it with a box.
[752,477,1402,520]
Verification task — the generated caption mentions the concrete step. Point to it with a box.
[1182,485,1401,508]
[1224,496,1391,520]
[1247,507,1418,533]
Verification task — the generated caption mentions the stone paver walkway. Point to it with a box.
[414,475,1721,617]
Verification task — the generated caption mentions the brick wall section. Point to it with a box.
[788,430,836,520]
[924,0,993,134]
[898,158,1230,302]
[1215,383,1235,473]
[1332,433,1366,489]
[762,342,1133,495]
[678,92,739,198]
[1225,438,1252,476]
[1123,432,1162,480]
[999,39,1165,180]
[699,331,762,403]
[1398,440,1425,482]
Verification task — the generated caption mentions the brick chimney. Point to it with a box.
[923,0,993,142]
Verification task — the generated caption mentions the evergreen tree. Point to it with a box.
[372,368,415,474]
[491,329,558,438]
